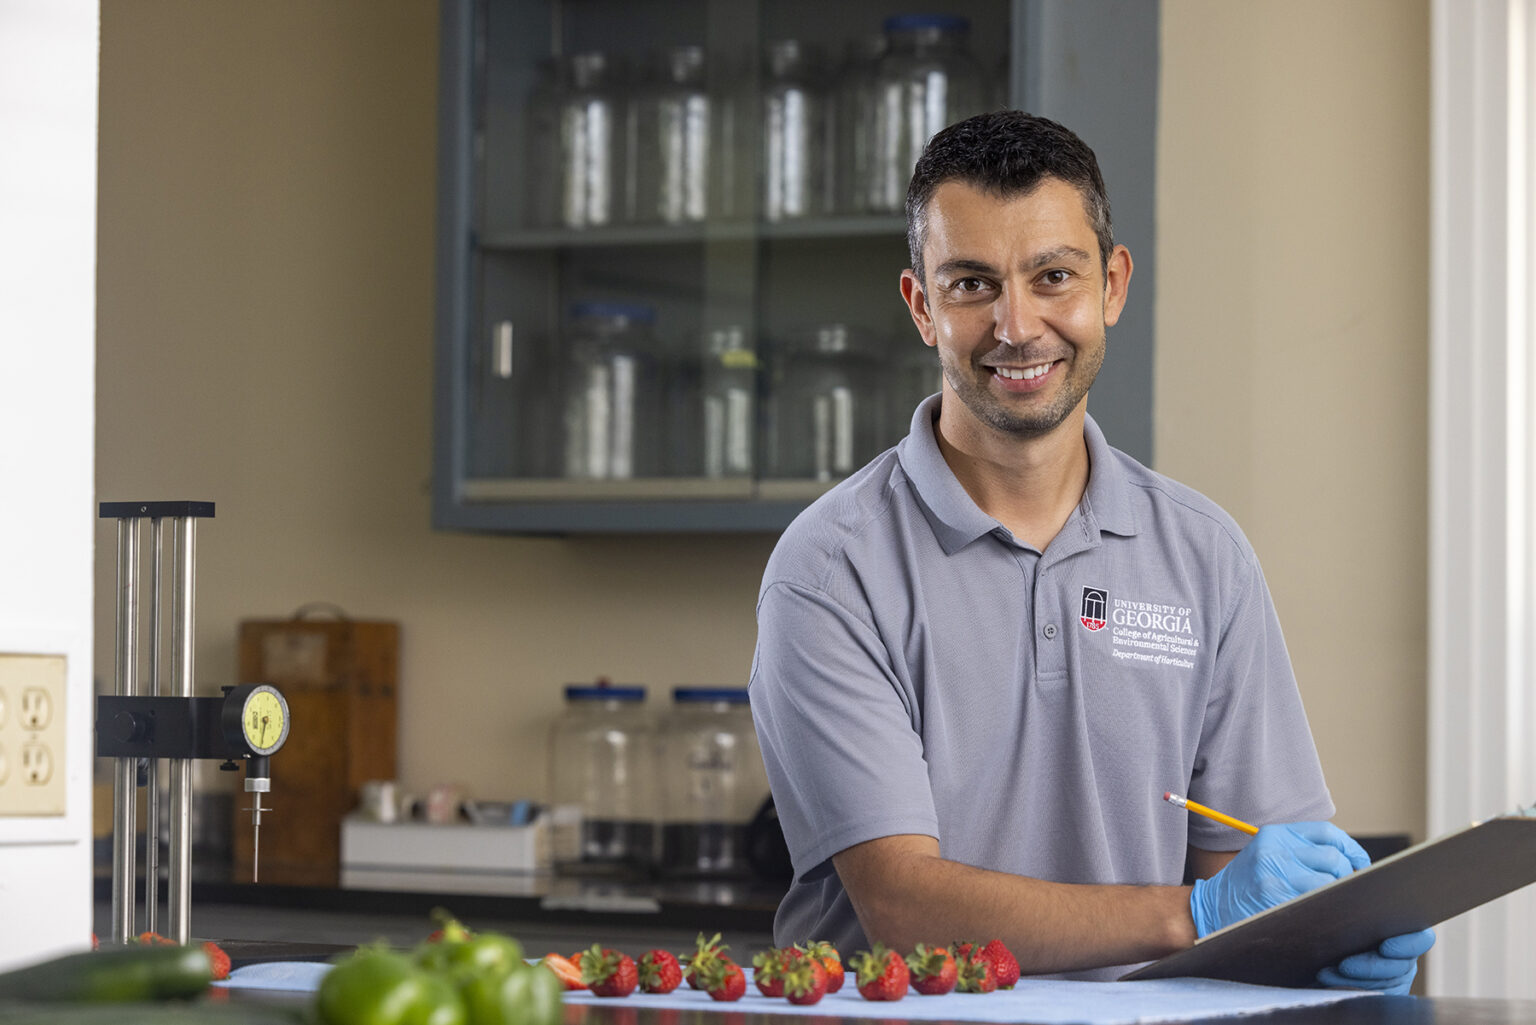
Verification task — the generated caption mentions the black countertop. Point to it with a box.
[93,874,783,956]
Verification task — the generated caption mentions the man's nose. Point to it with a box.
[994,286,1045,346]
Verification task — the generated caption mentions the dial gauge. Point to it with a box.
[222,683,290,757]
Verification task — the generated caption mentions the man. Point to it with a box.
[748,111,1433,989]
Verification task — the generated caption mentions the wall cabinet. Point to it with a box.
[432,0,1159,533]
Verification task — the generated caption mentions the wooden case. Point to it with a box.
[233,614,398,886]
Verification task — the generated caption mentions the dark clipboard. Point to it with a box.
[1120,809,1536,987]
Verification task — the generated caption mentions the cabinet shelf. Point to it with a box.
[478,215,908,251]
[460,477,835,504]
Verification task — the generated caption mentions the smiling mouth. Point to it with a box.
[991,360,1058,381]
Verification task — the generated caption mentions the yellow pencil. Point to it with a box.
[1163,791,1260,836]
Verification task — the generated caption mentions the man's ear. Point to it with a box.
[1102,244,1133,328]
[900,269,938,348]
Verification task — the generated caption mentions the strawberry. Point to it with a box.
[781,950,829,1005]
[956,951,997,993]
[638,949,683,994]
[581,944,639,997]
[137,931,175,946]
[682,932,729,990]
[980,939,1020,989]
[751,948,792,997]
[795,940,844,993]
[541,952,588,990]
[201,940,232,981]
[699,956,747,1002]
[850,943,909,1001]
[906,943,958,995]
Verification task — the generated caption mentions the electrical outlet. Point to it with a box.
[20,688,51,730]
[0,654,66,816]
[20,744,52,785]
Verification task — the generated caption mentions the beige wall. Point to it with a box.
[94,2,776,805]
[1157,1,1429,837]
[95,2,1430,837]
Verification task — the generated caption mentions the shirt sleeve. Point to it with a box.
[1186,554,1335,851]
[749,578,939,880]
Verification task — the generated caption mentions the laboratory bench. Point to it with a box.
[76,878,1536,1025]
[85,875,1536,1025]
[144,986,1536,1025]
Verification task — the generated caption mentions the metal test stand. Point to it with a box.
[96,501,289,945]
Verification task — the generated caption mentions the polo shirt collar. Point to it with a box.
[896,395,1140,555]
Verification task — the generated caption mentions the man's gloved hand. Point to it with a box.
[1189,821,1369,937]
[1190,823,1435,996]
[1316,929,1436,995]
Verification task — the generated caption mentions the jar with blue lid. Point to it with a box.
[547,682,657,876]
[657,686,771,878]
[866,14,989,213]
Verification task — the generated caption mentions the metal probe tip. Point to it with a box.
[250,792,264,883]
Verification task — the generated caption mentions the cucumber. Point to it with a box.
[0,945,212,1002]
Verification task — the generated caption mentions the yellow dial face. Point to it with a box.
[243,689,287,754]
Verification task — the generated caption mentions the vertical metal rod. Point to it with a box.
[166,516,197,944]
[144,517,164,936]
[110,518,141,945]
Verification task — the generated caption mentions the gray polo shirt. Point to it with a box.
[748,395,1333,979]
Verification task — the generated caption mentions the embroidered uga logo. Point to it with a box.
[1081,587,1108,631]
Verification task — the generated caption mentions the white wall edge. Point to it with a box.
[1427,0,1536,999]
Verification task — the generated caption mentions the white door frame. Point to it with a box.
[1428,0,1536,998]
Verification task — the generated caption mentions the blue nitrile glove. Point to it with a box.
[1189,821,1370,937]
[1316,928,1436,995]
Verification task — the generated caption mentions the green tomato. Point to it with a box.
[522,962,564,1025]
[460,963,562,1025]
[403,969,468,1025]
[446,934,525,979]
[317,949,430,1025]
[460,966,527,1025]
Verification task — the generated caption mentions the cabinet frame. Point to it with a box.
[432,0,1159,534]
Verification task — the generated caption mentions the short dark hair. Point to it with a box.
[905,110,1114,285]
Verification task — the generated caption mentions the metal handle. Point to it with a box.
[493,321,514,379]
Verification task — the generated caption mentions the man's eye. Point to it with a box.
[1041,269,1071,286]
[954,278,985,293]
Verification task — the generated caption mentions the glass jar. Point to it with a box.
[657,687,770,878]
[557,51,626,229]
[761,39,829,222]
[547,684,657,877]
[867,15,989,214]
[561,303,660,479]
[765,324,882,481]
[630,45,712,225]
[832,34,888,216]
[888,341,945,440]
[701,325,756,478]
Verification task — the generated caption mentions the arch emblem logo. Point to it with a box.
[1081,587,1108,632]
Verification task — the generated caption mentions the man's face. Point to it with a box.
[900,177,1132,444]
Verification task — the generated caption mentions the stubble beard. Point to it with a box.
[939,335,1106,439]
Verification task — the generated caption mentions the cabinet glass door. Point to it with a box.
[437,0,1015,531]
